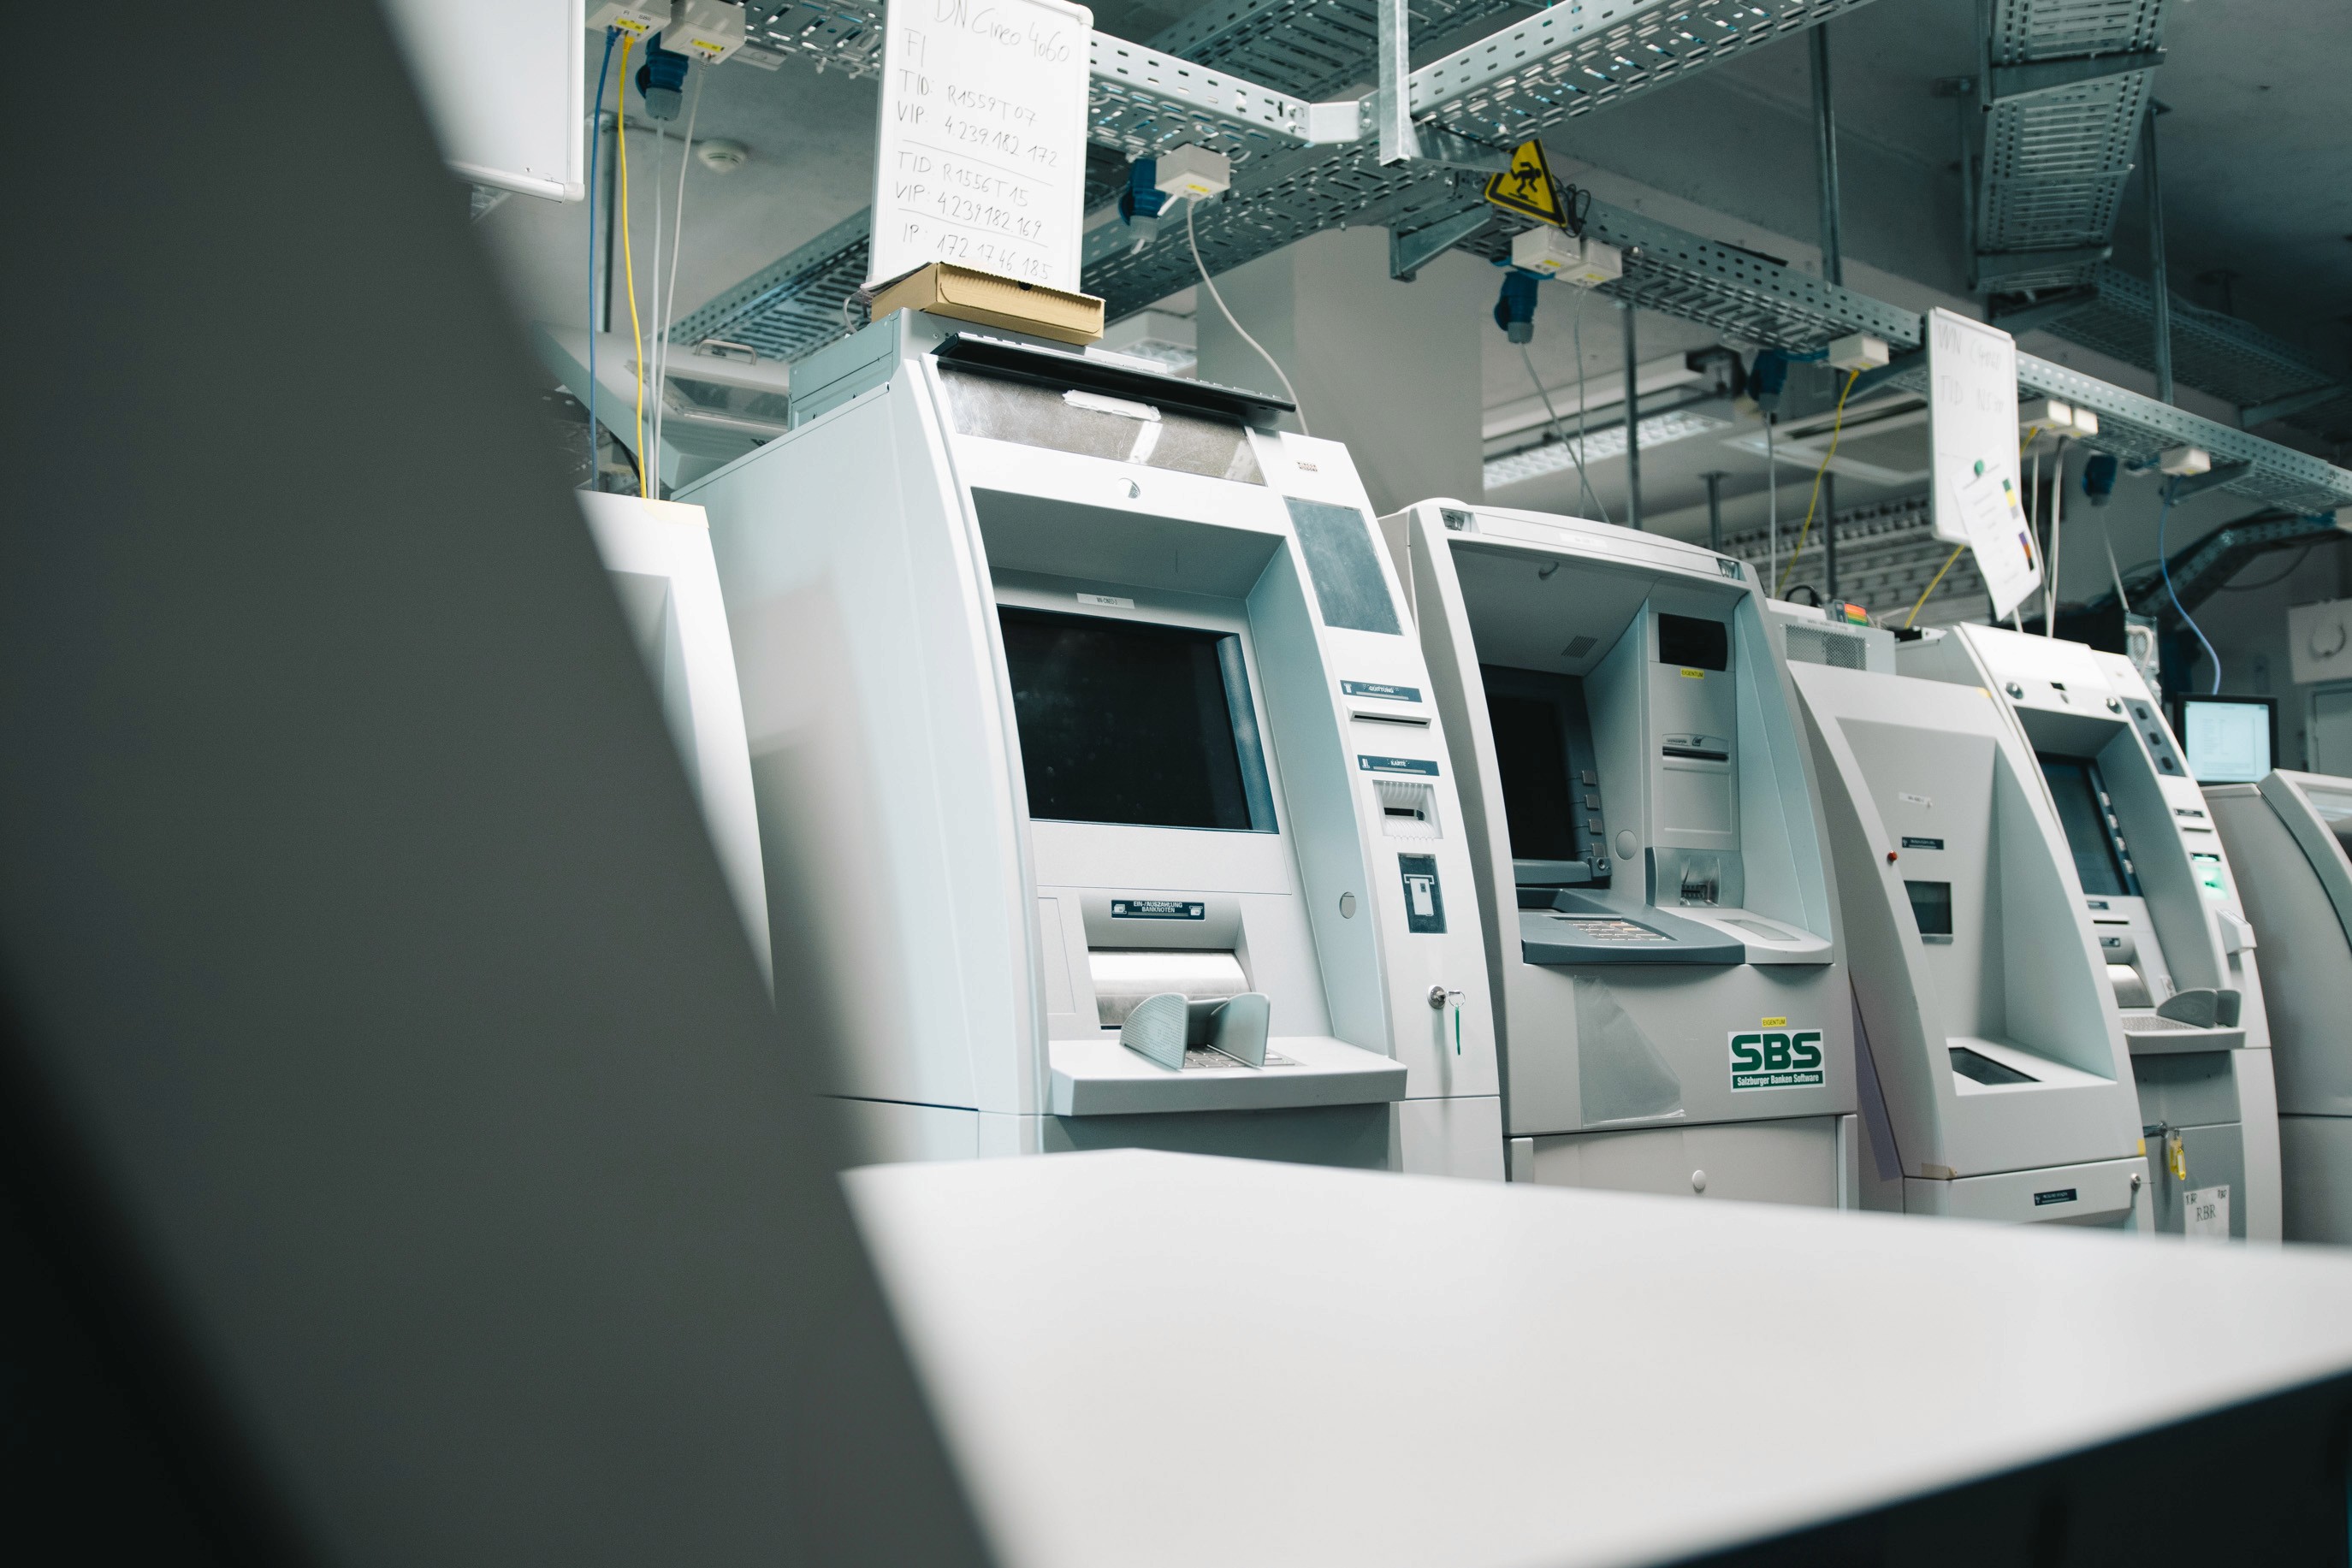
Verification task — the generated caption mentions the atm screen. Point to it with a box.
[1487,692,1579,861]
[2305,786,2352,861]
[999,606,1274,832]
[1656,613,1729,672]
[2040,756,2133,897]
[1482,667,1598,869]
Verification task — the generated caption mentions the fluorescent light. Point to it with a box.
[1484,408,1730,490]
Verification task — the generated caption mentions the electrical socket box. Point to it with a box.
[588,1,675,38]
[1827,332,1888,372]
[1153,145,1232,200]
[2018,398,2100,437]
[669,0,747,63]
[1510,228,1621,287]
[2159,444,2213,476]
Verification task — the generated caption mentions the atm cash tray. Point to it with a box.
[2118,1012,2247,1056]
[1048,1035,1407,1116]
[1520,891,1746,967]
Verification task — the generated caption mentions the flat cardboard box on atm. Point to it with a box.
[868,263,1104,346]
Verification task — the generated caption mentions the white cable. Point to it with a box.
[2025,436,2039,626]
[1520,343,1609,527]
[649,125,663,491]
[654,71,705,467]
[1188,200,1308,435]
[2103,513,2130,608]
[2046,438,2065,636]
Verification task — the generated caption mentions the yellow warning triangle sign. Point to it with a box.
[1483,139,1568,227]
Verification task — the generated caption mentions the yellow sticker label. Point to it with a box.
[1680,667,1705,678]
[1760,1016,1787,1028]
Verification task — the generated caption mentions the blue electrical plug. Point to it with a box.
[635,33,691,120]
[1492,269,1540,343]
[1118,160,1167,226]
[1749,347,1792,414]
[2082,451,2119,506]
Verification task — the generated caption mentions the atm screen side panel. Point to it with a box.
[1245,546,1389,1055]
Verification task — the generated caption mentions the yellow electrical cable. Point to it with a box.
[617,36,647,499]
[1902,424,2048,628]
[1905,546,1966,628]
[1774,368,1863,599]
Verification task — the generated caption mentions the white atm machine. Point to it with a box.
[685,311,1503,1176]
[1383,501,1857,1205]
[578,492,771,973]
[1779,612,2152,1227]
[2207,770,2352,1242]
[1898,624,2278,1240]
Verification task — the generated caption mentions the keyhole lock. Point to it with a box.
[1429,985,1464,1010]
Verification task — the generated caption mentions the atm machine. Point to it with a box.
[1896,624,2278,1240]
[578,492,771,977]
[1775,610,2152,1227]
[684,311,1503,1176]
[2207,771,2352,1242]
[1383,500,1857,1205]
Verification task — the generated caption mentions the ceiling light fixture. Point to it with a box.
[1484,408,1730,490]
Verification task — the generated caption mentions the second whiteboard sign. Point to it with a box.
[866,0,1094,293]
[1927,307,2041,621]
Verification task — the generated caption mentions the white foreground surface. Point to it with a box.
[849,1150,2352,1568]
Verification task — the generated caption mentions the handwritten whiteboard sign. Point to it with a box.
[866,0,1093,293]
[1927,307,2041,620]
[382,0,586,201]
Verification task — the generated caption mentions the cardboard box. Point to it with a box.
[867,263,1104,346]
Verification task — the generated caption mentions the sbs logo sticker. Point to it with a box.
[1729,1029,1824,1091]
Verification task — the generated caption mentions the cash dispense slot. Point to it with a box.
[1088,949,1274,1072]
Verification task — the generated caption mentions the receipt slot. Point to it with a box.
[1897,624,2279,1241]
[686,311,1502,1175]
[1383,501,1857,1204]
[1776,612,2152,1228]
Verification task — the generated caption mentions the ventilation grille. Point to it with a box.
[1784,625,1869,670]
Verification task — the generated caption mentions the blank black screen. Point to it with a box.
[2040,755,2130,897]
[1905,879,1952,936]
[999,607,1255,831]
[1487,690,1579,861]
[1656,613,1728,672]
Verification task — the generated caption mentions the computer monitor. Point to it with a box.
[2172,695,2276,784]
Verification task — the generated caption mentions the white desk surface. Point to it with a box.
[849,1151,2352,1568]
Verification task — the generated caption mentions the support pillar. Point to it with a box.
[2142,104,2173,405]
[1194,227,1486,516]
[1702,471,1727,553]
[1621,301,1642,530]
[1821,471,1839,601]
[1811,25,1844,286]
